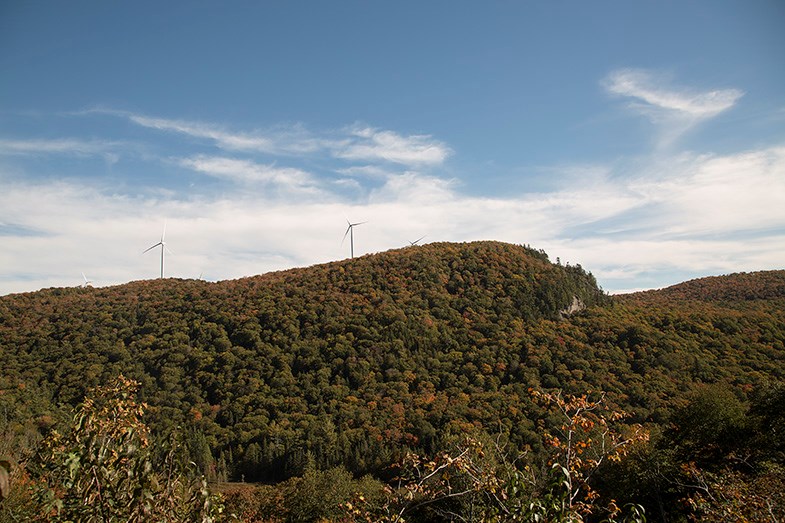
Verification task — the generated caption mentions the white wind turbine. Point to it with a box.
[342,219,366,259]
[408,235,427,246]
[81,272,93,288]
[143,222,172,278]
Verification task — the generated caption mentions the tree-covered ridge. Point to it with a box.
[0,241,783,517]
[621,269,785,303]
[0,240,602,400]
[0,242,603,466]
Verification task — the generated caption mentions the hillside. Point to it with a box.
[1,241,784,493]
[621,269,785,303]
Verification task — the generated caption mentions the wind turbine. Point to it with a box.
[408,235,427,246]
[342,219,366,259]
[81,272,93,288]
[143,222,172,278]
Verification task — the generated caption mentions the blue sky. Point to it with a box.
[1,1,784,295]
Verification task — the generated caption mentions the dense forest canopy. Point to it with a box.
[1,241,783,520]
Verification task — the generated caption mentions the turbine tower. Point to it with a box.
[342,219,366,259]
[143,222,171,278]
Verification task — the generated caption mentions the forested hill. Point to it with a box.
[621,269,785,303]
[1,241,784,486]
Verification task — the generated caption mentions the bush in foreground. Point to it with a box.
[0,376,225,523]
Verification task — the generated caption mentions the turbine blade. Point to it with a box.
[143,242,162,254]
[161,220,167,242]
[341,225,352,245]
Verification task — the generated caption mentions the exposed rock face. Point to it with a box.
[0,458,10,502]
[560,296,585,318]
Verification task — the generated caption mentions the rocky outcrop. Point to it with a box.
[559,296,585,318]
[0,458,11,502]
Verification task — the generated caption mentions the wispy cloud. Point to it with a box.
[0,138,120,156]
[78,108,285,154]
[337,165,398,180]
[603,69,744,147]
[178,155,318,191]
[604,69,743,119]
[336,127,452,166]
[129,114,280,153]
[87,109,451,169]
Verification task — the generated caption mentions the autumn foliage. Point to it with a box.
[1,377,224,522]
[0,241,783,520]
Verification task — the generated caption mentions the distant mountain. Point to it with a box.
[622,269,785,303]
[1,241,783,485]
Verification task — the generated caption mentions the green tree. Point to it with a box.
[670,383,747,464]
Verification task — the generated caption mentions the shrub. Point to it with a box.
[11,376,225,522]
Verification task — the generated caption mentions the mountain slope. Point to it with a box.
[1,241,783,483]
[622,269,785,303]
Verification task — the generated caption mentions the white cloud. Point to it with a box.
[603,69,744,147]
[0,138,120,156]
[604,69,743,120]
[335,127,452,166]
[88,110,451,169]
[128,114,278,153]
[337,164,398,179]
[629,147,785,236]
[178,155,319,192]
[81,108,304,154]
[369,172,457,204]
